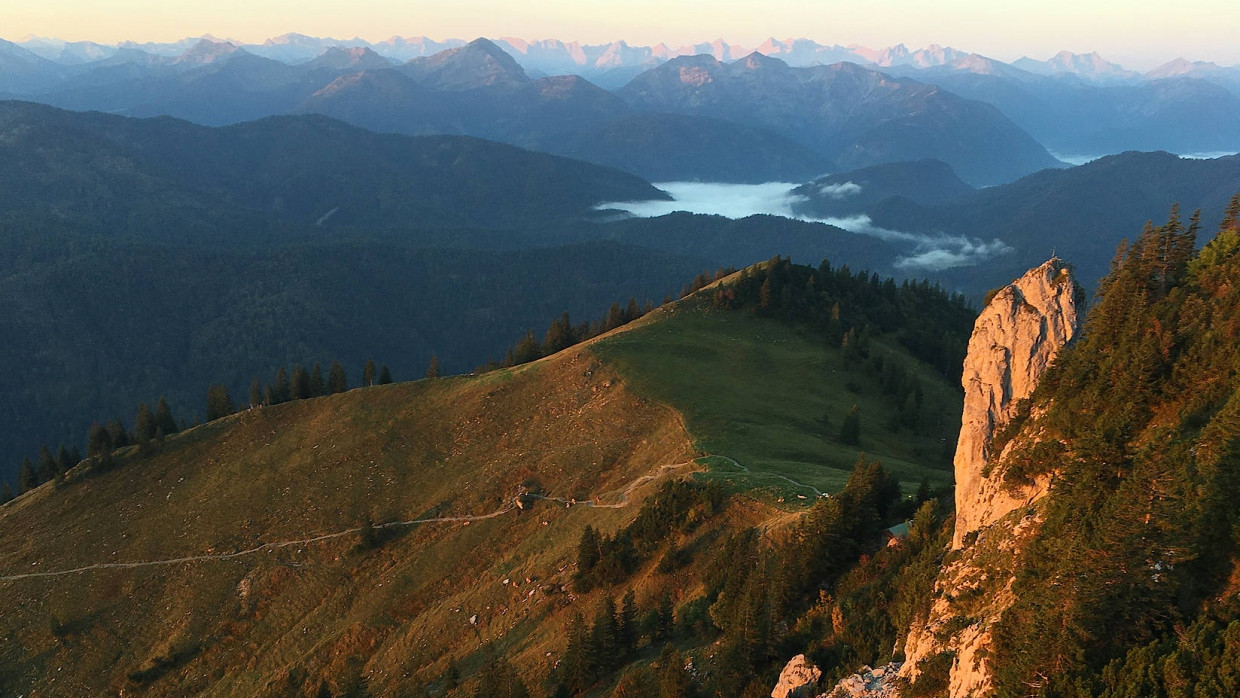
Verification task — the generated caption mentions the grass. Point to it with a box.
[0,295,964,696]
[590,299,960,495]
[0,343,702,696]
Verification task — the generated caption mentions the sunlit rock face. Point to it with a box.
[815,258,1082,698]
[952,257,1080,549]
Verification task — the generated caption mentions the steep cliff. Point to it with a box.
[902,259,1080,696]
[816,258,1082,698]
[951,258,1081,549]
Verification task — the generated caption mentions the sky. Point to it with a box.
[6,0,1239,69]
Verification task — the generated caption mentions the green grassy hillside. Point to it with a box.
[592,299,958,496]
[0,275,966,696]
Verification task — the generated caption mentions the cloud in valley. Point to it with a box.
[817,181,863,199]
[600,181,1012,272]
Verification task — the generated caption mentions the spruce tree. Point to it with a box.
[426,355,440,379]
[18,458,36,493]
[107,419,130,448]
[249,379,263,408]
[135,402,157,444]
[543,312,575,355]
[577,526,601,572]
[562,613,594,693]
[619,589,639,655]
[291,365,310,400]
[511,331,541,365]
[1,481,11,503]
[272,367,291,404]
[328,361,348,394]
[87,422,111,457]
[625,297,641,322]
[378,365,392,384]
[37,445,56,483]
[206,384,234,421]
[155,397,178,434]
[310,363,326,396]
[605,302,625,331]
[363,360,376,387]
[54,446,73,478]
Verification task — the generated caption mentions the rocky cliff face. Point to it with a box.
[806,258,1082,698]
[952,258,1080,549]
[903,258,1081,697]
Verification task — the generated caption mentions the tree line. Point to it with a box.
[2,358,402,502]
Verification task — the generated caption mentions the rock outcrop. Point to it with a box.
[900,258,1081,697]
[824,663,902,698]
[772,654,822,698]
[951,258,1080,549]
[812,258,1082,698]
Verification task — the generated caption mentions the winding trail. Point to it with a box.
[0,460,695,583]
[528,461,695,509]
[702,455,825,497]
[0,503,521,582]
[0,453,826,583]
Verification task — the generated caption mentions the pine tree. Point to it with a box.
[18,458,36,494]
[577,525,601,580]
[619,589,639,655]
[107,418,130,448]
[426,355,440,379]
[206,384,234,421]
[310,363,326,396]
[655,593,675,641]
[625,297,641,322]
[87,422,111,457]
[272,367,291,404]
[363,360,376,387]
[606,302,625,331]
[378,365,392,384]
[511,331,541,365]
[135,402,157,444]
[591,597,620,672]
[55,446,73,478]
[36,445,56,483]
[543,311,576,355]
[155,397,178,434]
[291,365,311,400]
[562,612,594,693]
[328,360,348,394]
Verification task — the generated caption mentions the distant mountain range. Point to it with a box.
[616,53,1059,185]
[4,33,1238,182]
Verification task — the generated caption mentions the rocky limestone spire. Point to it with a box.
[952,258,1080,548]
[782,260,1083,698]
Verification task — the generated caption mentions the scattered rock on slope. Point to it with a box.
[771,654,822,698]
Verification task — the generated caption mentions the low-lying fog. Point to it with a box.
[1053,150,1239,166]
[599,181,1011,273]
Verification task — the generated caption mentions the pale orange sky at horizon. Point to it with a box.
[5,0,1239,70]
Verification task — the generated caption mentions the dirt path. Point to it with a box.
[0,460,696,583]
[703,455,825,496]
[0,453,825,583]
[0,503,521,582]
